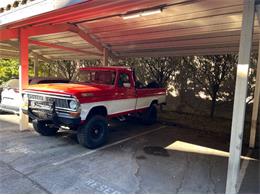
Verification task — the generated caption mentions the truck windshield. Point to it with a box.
[77,70,116,85]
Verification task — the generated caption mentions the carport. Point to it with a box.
[0,0,259,193]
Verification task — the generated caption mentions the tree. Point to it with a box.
[80,59,101,67]
[0,59,19,84]
[53,60,78,80]
[120,57,180,88]
[246,53,258,104]
[173,56,196,112]
[188,54,237,118]
[0,58,34,85]
[142,57,181,87]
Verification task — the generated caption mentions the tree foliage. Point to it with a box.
[120,57,180,88]
[119,54,257,118]
[0,59,19,85]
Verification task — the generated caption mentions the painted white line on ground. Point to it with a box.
[53,125,166,166]
[236,150,253,193]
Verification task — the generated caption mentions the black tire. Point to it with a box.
[141,104,157,125]
[32,120,59,136]
[77,115,109,149]
[0,110,5,114]
[0,108,7,114]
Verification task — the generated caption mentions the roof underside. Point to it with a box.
[0,0,259,61]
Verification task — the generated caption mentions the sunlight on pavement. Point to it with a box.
[0,114,33,129]
[0,114,20,125]
[165,141,257,161]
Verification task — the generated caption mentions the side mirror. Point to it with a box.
[123,83,131,88]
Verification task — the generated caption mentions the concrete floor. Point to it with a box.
[0,114,259,194]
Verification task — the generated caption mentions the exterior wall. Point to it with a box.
[164,93,260,147]
[165,92,257,121]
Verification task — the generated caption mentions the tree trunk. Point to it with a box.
[210,92,217,118]
[176,59,187,112]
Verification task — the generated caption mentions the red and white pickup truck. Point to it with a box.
[22,66,166,148]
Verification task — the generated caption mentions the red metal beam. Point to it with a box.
[69,24,117,60]
[0,24,72,41]
[27,24,106,55]
[0,28,18,41]
[26,23,73,37]
[69,25,103,52]
[29,39,101,56]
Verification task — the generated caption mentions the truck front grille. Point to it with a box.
[27,93,73,110]
[28,94,44,101]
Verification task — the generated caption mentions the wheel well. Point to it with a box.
[151,100,158,106]
[86,106,108,120]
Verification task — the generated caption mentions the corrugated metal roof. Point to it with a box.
[0,0,259,60]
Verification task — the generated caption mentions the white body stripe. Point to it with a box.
[80,95,166,119]
[136,95,166,109]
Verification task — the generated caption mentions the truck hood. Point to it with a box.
[26,83,114,98]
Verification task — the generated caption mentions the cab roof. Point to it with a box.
[80,66,132,72]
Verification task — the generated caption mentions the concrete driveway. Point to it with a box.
[0,114,259,194]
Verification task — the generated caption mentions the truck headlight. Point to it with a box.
[22,94,29,110]
[69,100,78,110]
[22,94,28,101]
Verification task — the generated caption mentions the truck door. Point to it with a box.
[115,71,136,113]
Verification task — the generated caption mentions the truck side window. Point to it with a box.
[118,73,130,88]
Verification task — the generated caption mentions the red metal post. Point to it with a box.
[19,28,29,131]
[19,28,29,89]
